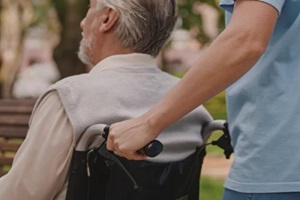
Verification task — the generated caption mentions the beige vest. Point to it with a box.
[32,58,213,162]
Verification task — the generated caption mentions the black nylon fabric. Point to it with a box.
[66,148,206,200]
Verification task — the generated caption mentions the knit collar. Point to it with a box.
[90,53,157,73]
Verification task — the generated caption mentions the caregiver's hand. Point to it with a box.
[107,115,162,160]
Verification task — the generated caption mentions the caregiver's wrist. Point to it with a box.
[142,110,168,136]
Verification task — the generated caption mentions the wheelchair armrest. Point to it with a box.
[75,124,107,151]
[201,119,226,142]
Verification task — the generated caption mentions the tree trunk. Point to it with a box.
[54,0,89,78]
[0,0,32,98]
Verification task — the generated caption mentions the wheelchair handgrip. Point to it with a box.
[141,140,163,157]
[103,126,163,157]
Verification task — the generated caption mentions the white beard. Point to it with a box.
[78,39,94,68]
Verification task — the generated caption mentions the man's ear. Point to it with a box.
[99,8,119,32]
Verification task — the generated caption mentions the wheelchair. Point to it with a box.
[65,121,233,200]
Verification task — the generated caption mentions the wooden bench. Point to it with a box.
[0,99,35,177]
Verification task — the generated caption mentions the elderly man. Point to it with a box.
[0,0,216,199]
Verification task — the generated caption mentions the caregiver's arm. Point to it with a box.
[107,0,279,160]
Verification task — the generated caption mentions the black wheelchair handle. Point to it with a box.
[103,126,163,158]
[141,140,163,157]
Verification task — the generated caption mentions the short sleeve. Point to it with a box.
[219,0,234,13]
[219,0,287,14]
[260,0,286,14]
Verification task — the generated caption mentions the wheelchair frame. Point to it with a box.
[65,120,233,200]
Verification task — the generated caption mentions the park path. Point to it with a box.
[201,155,233,179]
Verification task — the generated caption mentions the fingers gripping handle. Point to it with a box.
[104,126,163,158]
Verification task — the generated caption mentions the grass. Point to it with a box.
[200,176,224,200]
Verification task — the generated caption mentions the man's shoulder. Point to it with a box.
[54,68,179,88]
[54,73,91,86]
[52,72,111,93]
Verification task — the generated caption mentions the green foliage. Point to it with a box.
[178,0,225,44]
[30,1,50,27]
[204,91,227,120]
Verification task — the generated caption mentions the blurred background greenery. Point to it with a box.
[200,176,224,200]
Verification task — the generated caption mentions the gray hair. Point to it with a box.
[96,0,177,57]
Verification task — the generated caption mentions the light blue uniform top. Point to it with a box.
[219,0,300,193]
